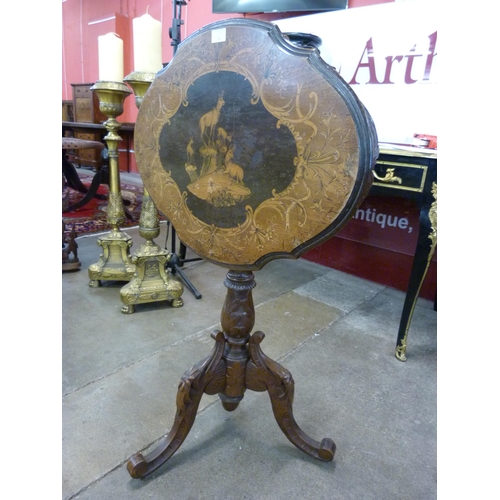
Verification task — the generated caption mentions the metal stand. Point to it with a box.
[164,224,202,299]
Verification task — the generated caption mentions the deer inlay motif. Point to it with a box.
[199,92,225,143]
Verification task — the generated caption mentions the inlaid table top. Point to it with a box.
[135,19,378,270]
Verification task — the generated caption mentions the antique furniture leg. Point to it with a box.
[62,138,108,211]
[127,270,334,479]
[373,148,437,360]
[395,182,437,361]
[62,139,135,216]
[62,152,89,194]
[247,332,335,460]
[62,221,81,271]
[127,331,226,478]
[64,167,108,212]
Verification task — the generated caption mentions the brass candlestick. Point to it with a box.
[119,72,184,313]
[88,81,136,287]
[124,71,156,108]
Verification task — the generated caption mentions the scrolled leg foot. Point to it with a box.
[318,437,336,461]
[127,452,149,478]
[395,341,407,362]
[126,331,226,478]
[246,331,336,462]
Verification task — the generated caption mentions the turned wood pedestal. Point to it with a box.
[127,18,378,478]
[128,270,335,478]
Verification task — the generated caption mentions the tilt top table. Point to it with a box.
[127,19,378,479]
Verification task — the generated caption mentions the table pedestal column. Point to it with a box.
[127,270,335,478]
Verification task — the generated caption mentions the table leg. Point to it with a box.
[396,182,437,361]
[62,153,88,194]
[247,331,336,460]
[64,168,106,212]
[127,332,226,478]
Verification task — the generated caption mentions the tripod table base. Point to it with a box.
[127,270,335,479]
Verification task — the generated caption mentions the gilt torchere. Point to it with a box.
[88,81,136,287]
[127,19,378,479]
[120,71,184,313]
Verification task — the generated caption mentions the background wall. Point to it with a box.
[62,0,244,123]
[62,0,394,123]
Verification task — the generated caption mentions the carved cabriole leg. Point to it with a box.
[395,182,437,361]
[127,331,226,478]
[246,332,336,461]
[222,270,335,461]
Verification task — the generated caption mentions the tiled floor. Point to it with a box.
[62,213,437,499]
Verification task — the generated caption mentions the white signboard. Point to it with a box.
[275,0,437,144]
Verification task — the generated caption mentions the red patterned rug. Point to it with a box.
[62,173,144,237]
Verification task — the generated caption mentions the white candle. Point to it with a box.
[133,13,163,73]
[98,33,124,82]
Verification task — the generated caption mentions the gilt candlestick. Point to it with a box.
[124,71,156,108]
[88,81,136,287]
[119,72,184,313]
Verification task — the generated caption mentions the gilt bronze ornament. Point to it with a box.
[120,72,185,313]
[88,81,136,286]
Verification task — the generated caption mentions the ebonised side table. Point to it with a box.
[372,146,437,361]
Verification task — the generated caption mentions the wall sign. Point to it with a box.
[275,0,437,144]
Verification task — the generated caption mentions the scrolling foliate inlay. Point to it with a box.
[136,24,362,268]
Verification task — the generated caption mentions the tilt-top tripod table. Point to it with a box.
[127,19,378,479]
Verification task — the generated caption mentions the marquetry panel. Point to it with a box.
[135,19,377,270]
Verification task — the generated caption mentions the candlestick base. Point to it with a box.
[119,241,184,313]
[88,228,136,287]
[120,190,184,312]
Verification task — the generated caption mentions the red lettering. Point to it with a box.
[349,32,437,85]
[423,31,437,81]
[382,55,404,84]
[404,45,423,84]
[348,38,381,85]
